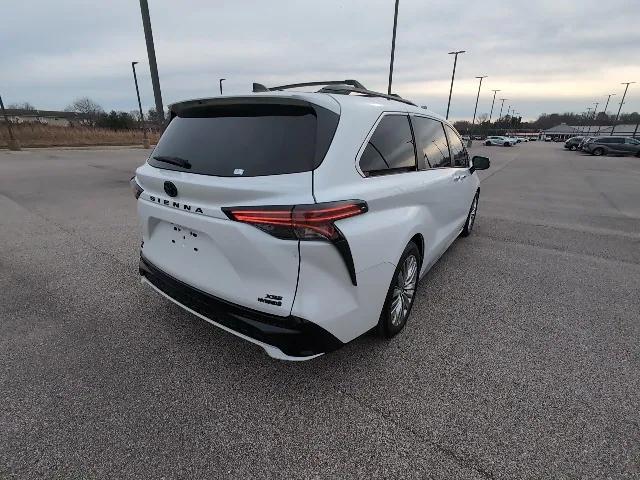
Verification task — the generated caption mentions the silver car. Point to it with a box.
[583,136,640,156]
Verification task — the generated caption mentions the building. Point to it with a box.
[1,109,88,127]
[542,123,639,141]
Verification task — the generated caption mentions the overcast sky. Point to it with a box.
[3,0,639,121]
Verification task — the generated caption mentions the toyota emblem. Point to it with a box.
[164,181,178,197]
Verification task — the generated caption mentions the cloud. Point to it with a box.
[2,0,639,120]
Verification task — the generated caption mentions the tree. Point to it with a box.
[65,97,104,126]
[129,110,143,123]
[147,108,168,125]
[96,111,135,130]
[453,120,472,134]
[7,101,36,111]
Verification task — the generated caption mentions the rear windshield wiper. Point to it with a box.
[152,155,192,169]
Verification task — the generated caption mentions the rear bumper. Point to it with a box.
[139,255,343,360]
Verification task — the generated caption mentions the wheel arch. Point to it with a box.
[409,233,425,264]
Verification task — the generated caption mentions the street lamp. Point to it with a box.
[131,61,150,149]
[445,50,465,119]
[468,75,487,146]
[596,93,616,135]
[219,78,226,95]
[611,81,635,135]
[0,93,20,151]
[498,98,508,120]
[387,0,400,95]
[488,89,500,124]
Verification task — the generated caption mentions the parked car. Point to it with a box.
[130,80,490,360]
[485,136,516,146]
[582,136,640,156]
[578,137,594,150]
[529,137,537,142]
[516,137,529,142]
[564,137,584,151]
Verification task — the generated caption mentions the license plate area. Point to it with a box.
[164,222,205,254]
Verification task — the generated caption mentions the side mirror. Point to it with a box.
[470,155,490,173]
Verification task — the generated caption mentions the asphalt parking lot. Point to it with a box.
[1,141,639,479]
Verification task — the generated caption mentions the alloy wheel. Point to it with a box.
[390,255,418,327]
[468,195,479,231]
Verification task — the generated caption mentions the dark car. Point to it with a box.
[583,136,640,156]
[564,137,584,150]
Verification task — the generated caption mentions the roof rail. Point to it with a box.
[320,86,417,107]
[252,80,366,93]
[251,79,416,106]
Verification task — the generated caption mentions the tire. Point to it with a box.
[377,242,421,338]
[460,191,479,237]
[569,145,576,151]
[504,142,510,147]
[592,147,604,156]
[485,141,491,146]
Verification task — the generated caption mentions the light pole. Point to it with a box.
[498,98,507,121]
[219,78,226,95]
[139,0,164,124]
[488,89,500,123]
[445,50,465,120]
[387,0,400,95]
[0,94,20,151]
[588,102,599,136]
[611,82,635,135]
[468,75,487,146]
[584,108,593,134]
[131,62,150,149]
[596,93,615,135]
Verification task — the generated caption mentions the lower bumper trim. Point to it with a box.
[139,255,343,358]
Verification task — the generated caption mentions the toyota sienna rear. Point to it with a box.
[132,81,489,360]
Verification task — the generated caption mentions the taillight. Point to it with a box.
[130,176,143,199]
[222,201,368,241]
[224,200,367,286]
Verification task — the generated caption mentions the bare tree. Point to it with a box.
[7,101,36,111]
[129,110,142,122]
[478,113,489,123]
[65,97,104,126]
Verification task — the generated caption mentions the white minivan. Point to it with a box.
[131,80,490,360]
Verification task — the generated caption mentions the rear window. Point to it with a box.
[149,103,339,177]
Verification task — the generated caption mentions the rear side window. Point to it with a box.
[596,137,623,144]
[149,103,339,177]
[444,124,469,167]
[411,116,451,168]
[359,115,417,176]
